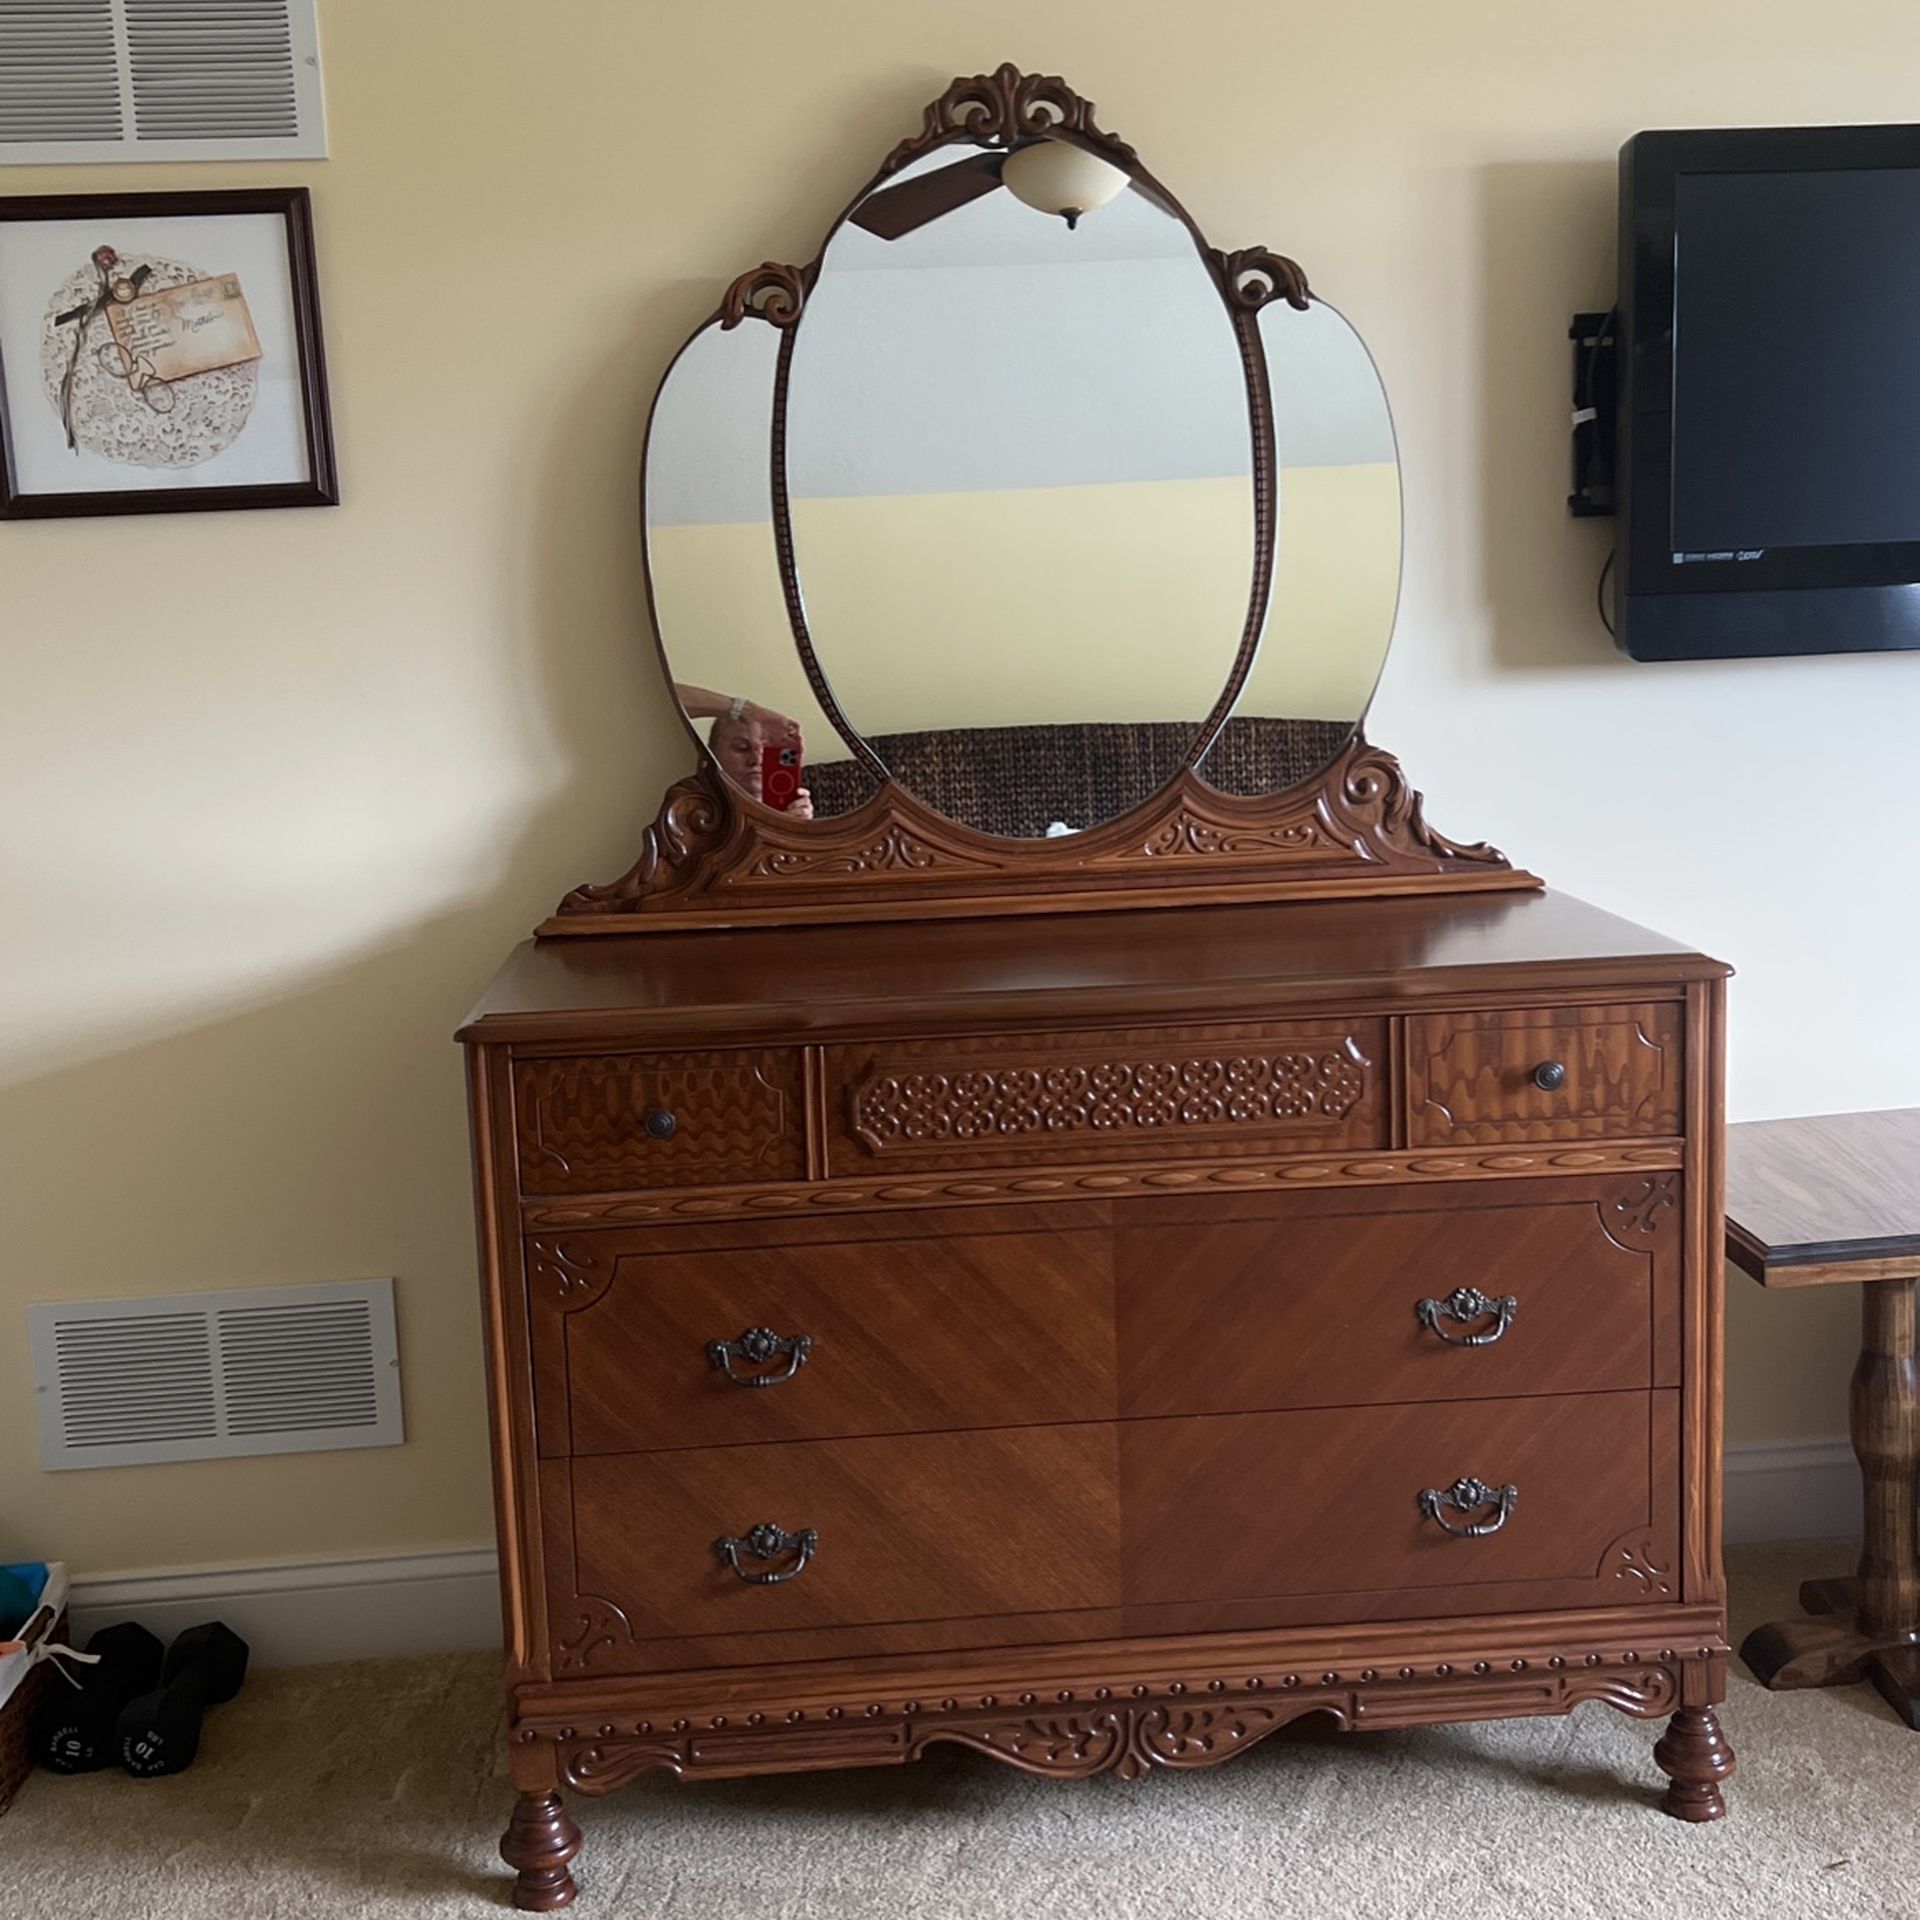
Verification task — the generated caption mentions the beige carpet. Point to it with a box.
[4,1544,1916,1918]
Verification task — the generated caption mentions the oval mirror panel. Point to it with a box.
[645,318,875,817]
[782,148,1257,838]
[1200,296,1400,796]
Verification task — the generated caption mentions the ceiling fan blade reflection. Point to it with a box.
[849,152,1007,240]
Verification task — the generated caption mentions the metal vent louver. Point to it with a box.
[0,0,326,163]
[29,1279,402,1469]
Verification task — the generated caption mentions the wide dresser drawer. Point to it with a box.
[543,1389,1677,1675]
[530,1177,1678,1454]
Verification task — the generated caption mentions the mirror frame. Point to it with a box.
[546,64,1532,935]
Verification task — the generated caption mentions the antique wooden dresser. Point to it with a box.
[460,65,1733,1910]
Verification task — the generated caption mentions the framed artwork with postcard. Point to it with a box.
[0,188,336,519]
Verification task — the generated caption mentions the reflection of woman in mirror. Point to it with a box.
[674,683,814,818]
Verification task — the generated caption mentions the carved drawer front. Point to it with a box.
[1123,1389,1678,1622]
[513,1049,805,1195]
[1115,1176,1681,1419]
[555,1423,1119,1664]
[531,1221,1116,1456]
[1406,1003,1684,1146]
[824,1020,1388,1175]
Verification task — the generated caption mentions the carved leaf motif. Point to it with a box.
[1605,1532,1677,1600]
[527,1239,604,1303]
[553,1596,633,1674]
[556,770,732,914]
[885,62,1135,172]
[1133,1704,1290,1768]
[754,826,974,878]
[1338,745,1506,865]
[1606,1173,1679,1242]
[720,262,808,330]
[1129,808,1329,860]
[1217,246,1312,313]
[940,1712,1128,1777]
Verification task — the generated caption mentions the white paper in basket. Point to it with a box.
[0,1562,73,1711]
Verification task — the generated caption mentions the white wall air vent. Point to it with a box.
[0,0,326,165]
[29,1279,402,1469]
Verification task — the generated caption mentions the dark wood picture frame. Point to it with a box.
[0,186,337,520]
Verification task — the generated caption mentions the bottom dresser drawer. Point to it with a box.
[561,1424,1121,1648]
[1125,1389,1677,1617]
[541,1391,1676,1676]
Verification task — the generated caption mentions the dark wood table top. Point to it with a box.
[1726,1109,1920,1288]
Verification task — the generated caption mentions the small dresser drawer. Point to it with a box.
[1406,1003,1683,1145]
[513,1048,806,1195]
[561,1423,1119,1654]
[824,1019,1388,1175]
[533,1219,1116,1454]
[1116,1177,1680,1418]
[1125,1389,1676,1617]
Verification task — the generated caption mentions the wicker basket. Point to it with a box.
[0,1572,68,1817]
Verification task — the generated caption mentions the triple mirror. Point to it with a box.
[642,67,1401,844]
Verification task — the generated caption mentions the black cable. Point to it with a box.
[1596,548,1616,636]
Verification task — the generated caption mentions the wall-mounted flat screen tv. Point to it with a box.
[1616,123,1920,661]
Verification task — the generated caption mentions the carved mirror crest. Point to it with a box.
[550,64,1528,934]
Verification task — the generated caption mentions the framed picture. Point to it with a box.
[0,187,337,519]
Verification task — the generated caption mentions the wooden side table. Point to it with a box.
[1729,1109,1920,1725]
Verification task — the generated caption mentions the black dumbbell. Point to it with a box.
[116,1621,249,1778]
[34,1622,165,1773]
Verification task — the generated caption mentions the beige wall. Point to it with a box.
[654,466,1393,744]
[6,0,1915,1577]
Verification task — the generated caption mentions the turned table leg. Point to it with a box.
[1740,1275,1920,1724]
[1655,1705,1735,1822]
[501,1790,582,1912]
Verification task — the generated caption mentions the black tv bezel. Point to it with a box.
[1616,122,1920,661]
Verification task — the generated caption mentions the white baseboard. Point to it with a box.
[68,1545,503,1669]
[1724,1437,1858,1546]
[57,1441,1864,1668]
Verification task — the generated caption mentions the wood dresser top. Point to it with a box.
[1726,1109,1920,1287]
[459,887,1725,1045]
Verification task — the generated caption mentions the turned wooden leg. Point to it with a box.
[501,1790,582,1912]
[1740,1277,1920,1705]
[1853,1279,1920,1636]
[1654,1706,1735,1822]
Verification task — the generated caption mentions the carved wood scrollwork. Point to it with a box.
[520,1656,1699,1797]
[526,1238,611,1310]
[1603,1531,1677,1601]
[552,1596,635,1675]
[547,56,1532,937]
[719,261,808,330]
[1601,1173,1681,1247]
[1217,246,1311,313]
[883,62,1136,172]
[545,740,1528,933]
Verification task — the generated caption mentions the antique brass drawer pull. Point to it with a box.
[1415,1286,1518,1347]
[1531,1060,1567,1091]
[707,1326,813,1387]
[1418,1476,1518,1538]
[715,1522,819,1584]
